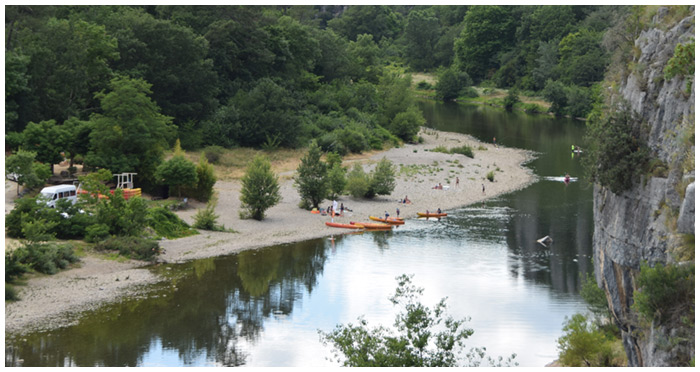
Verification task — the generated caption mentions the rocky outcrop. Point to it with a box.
[592,7,695,367]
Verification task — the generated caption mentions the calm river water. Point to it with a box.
[5,102,593,367]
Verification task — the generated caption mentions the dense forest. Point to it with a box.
[6,5,629,190]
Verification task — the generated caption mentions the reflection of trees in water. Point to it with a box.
[8,238,329,367]
[506,183,593,294]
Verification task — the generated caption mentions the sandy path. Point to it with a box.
[5,128,536,334]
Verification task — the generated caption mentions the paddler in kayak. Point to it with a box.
[564,173,571,184]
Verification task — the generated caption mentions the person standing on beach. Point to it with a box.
[332,200,338,222]
[456,177,459,187]
[385,210,390,221]
[396,208,400,218]
[482,183,485,194]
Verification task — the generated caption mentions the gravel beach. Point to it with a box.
[5,128,536,334]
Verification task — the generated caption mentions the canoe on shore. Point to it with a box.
[350,222,392,230]
[325,222,364,229]
[369,216,405,225]
[417,212,447,218]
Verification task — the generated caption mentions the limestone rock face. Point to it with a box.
[592,7,694,367]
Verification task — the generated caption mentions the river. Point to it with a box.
[5,101,593,367]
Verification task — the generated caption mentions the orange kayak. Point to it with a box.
[369,216,405,225]
[351,222,392,230]
[417,212,447,218]
[326,222,364,229]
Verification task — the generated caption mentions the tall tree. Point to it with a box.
[86,77,176,188]
[558,29,607,87]
[454,6,516,82]
[155,140,198,198]
[5,150,52,195]
[404,9,440,71]
[240,154,281,221]
[294,141,328,209]
[21,120,68,174]
[327,6,400,42]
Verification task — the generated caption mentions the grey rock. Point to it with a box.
[677,182,694,234]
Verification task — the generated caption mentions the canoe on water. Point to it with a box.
[369,216,405,225]
[325,222,364,229]
[417,212,447,218]
[350,222,392,230]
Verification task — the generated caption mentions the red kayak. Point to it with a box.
[326,222,363,229]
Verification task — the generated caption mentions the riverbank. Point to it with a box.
[5,127,536,335]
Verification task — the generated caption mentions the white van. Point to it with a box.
[39,184,78,208]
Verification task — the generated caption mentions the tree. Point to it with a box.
[557,29,607,87]
[454,6,516,83]
[371,157,396,196]
[319,274,517,367]
[86,76,176,189]
[543,79,568,116]
[346,163,371,198]
[155,140,198,198]
[389,106,425,143]
[435,67,473,102]
[378,70,423,141]
[348,34,383,83]
[240,154,281,221]
[294,141,328,209]
[557,313,625,367]
[327,5,400,42]
[404,9,440,71]
[22,120,68,174]
[326,152,347,200]
[531,40,560,90]
[187,154,217,202]
[5,149,51,195]
[503,89,520,111]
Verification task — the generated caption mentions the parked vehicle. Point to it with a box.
[39,184,77,208]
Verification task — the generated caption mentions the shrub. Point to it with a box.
[486,171,495,182]
[327,161,347,200]
[430,145,449,153]
[346,163,370,198]
[557,313,627,366]
[193,203,223,231]
[523,103,540,114]
[203,145,225,164]
[371,157,396,196]
[450,145,474,158]
[85,224,111,243]
[95,236,160,261]
[6,285,19,301]
[503,89,520,111]
[21,242,80,275]
[416,81,432,90]
[6,250,28,283]
[294,141,328,209]
[240,155,281,221]
[187,154,217,202]
[632,262,694,325]
[145,207,197,239]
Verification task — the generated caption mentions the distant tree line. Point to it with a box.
[6,5,634,191]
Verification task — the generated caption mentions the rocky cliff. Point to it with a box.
[592,7,695,367]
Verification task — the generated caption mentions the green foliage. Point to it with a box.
[557,313,626,366]
[186,154,217,202]
[346,163,371,198]
[371,157,397,196]
[503,89,520,111]
[145,207,198,239]
[6,250,29,283]
[486,171,495,182]
[294,141,328,209]
[584,104,649,194]
[435,67,473,102]
[6,285,20,301]
[378,70,423,141]
[95,236,160,261]
[21,119,67,169]
[664,39,695,93]
[9,242,80,276]
[240,155,281,221]
[326,155,347,200]
[203,145,225,164]
[404,9,440,71]
[450,146,474,158]
[389,106,425,143]
[5,149,51,194]
[579,273,612,320]
[416,81,433,90]
[557,29,607,87]
[632,262,694,325]
[155,142,198,198]
[320,274,516,367]
[328,5,400,42]
[85,76,176,189]
[543,79,568,116]
[193,203,225,231]
[85,224,111,243]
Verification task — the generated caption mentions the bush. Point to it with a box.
[486,171,495,182]
[371,157,396,196]
[294,141,328,209]
[203,145,225,164]
[6,285,19,301]
[240,155,281,221]
[193,203,223,231]
[523,103,540,114]
[95,236,160,261]
[20,242,80,275]
[557,313,626,367]
[632,262,694,325]
[85,224,111,243]
[6,250,28,283]
[346,163,370,198]
[503,89,520,111]
[450,145,474,158]
[145,207,197,239]
[416,81,432,90]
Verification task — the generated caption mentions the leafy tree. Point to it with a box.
[503,89,520,111]
[5,50,30,132]
[557,314,612,367]
[264,15,321,85]
[5,149,51,195]
[86,76,176,189]
[240,155,281,221]
[155,140,198,198]
[22,120,68,174]
[348,34,383,83]
[565,85,592,118]
[664,39,695,94]
[294,141,328,209]
[201,101,241,149]
[389,106,425,143]
[531,40,559,90]
[378,70,422,141]
[327,5,400,42]
[404,9,440,71]
[346,163,371,198]
[185,154,217,202]
[8,17,118,128]
[370,157,396,196]
[326,153,347,200]
[543,79,568,116]
[313,28,353,82]
[558,29,607,87]
[435,67,473,102]
[320,274,516,367]
[62,117,93,169]
[454,6,516,82]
